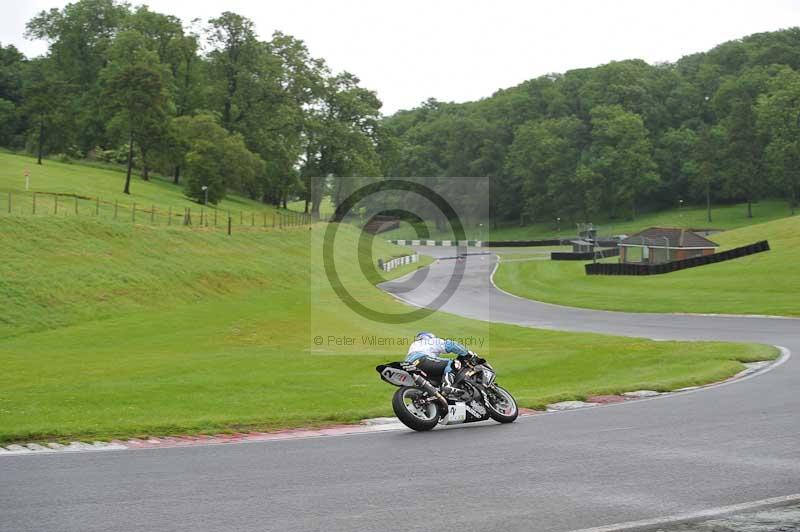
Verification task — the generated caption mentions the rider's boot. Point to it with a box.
[440,371,458,396]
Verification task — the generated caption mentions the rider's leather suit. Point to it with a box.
[405,336,468,379]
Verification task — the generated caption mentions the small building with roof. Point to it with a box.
[618,227,719,265]
[570,239,595,253]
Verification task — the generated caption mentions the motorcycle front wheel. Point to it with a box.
[485,385,518,423]
[392,386,441,431]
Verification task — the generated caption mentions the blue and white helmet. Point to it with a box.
[415,331,435,342]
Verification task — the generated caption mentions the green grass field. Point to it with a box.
[493,215,800,316]
[384,199,795,241]
[0,151,283,218]
[288,197,334,217]
[0,212,776,444]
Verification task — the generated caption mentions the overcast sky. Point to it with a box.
[2,0,798,114]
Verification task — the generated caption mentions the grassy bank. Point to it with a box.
[0,151,281,215]
[493,216,800,316]
[0,215,777,443]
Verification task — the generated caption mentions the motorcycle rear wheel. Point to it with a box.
[485,385,518,423]
[392,386,441,431]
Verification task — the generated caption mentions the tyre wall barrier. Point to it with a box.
[584,240,770,276]
[552,248,620,261]
[483,239,569,247]
[594,239,620,248]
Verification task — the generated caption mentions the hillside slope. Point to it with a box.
[0,216,425,339]
[0,152,281,216]
[494,215,800,316]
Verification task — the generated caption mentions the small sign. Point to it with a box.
[444,402,466,424]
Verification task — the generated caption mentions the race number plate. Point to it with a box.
[443,402,467,424]
[380,367,412,386]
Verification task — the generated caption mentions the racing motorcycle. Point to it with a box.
[376,352,518,431]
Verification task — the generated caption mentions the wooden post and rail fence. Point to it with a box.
[0,191,314,236]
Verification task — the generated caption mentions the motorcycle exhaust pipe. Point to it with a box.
[412,374,449,416]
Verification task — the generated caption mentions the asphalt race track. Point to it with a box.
[2,250,798,532]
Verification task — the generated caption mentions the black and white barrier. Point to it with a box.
[389,240,483,247]
[379,254,419,272]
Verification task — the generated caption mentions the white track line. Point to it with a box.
[3,257,792,458]
[566,492,800,532]
[489,254,800,320]
[384,255,792,417]
[0,351,789,458]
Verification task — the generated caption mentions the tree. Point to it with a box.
[185,135,264,205]
[578,59,673,133]
[0,44,24,102]
[21,58,69,164]
[25,0,128,88]
[174,33,202,113]
[171,114,265,203]
[303,72,383,218]
[163,31,203,184]
[757,67,800,214]
[206,17,315,205]
[256,32,326,207]
[653,127,697,207]
[378,28,800,225]
[688,125,726,222]
[206,12,260,130]
[0,44,25,148]
[224,34,297,203]
[505,116,586,222]
[587,105,659,219]
[176,114,265,204]
[101,30,170,194]
[127,5,184,69]
[0,99,15,147]
[11,7,800,224]
[126,5,188,182]
[26,0,130,152]
[712,67,772,218]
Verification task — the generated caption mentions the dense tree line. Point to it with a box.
[0,0,382,212]
[2,4,800,224]
[383,28,800,224]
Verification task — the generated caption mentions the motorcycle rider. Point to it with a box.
[406,332,469,393]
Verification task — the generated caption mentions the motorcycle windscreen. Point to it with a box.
[376,362,415,387]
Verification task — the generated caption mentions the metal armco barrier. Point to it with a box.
[380,254,419,272]
[585,240,770,276]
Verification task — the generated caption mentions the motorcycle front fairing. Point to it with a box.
[440,399,490,425]
[440,364,493,425]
